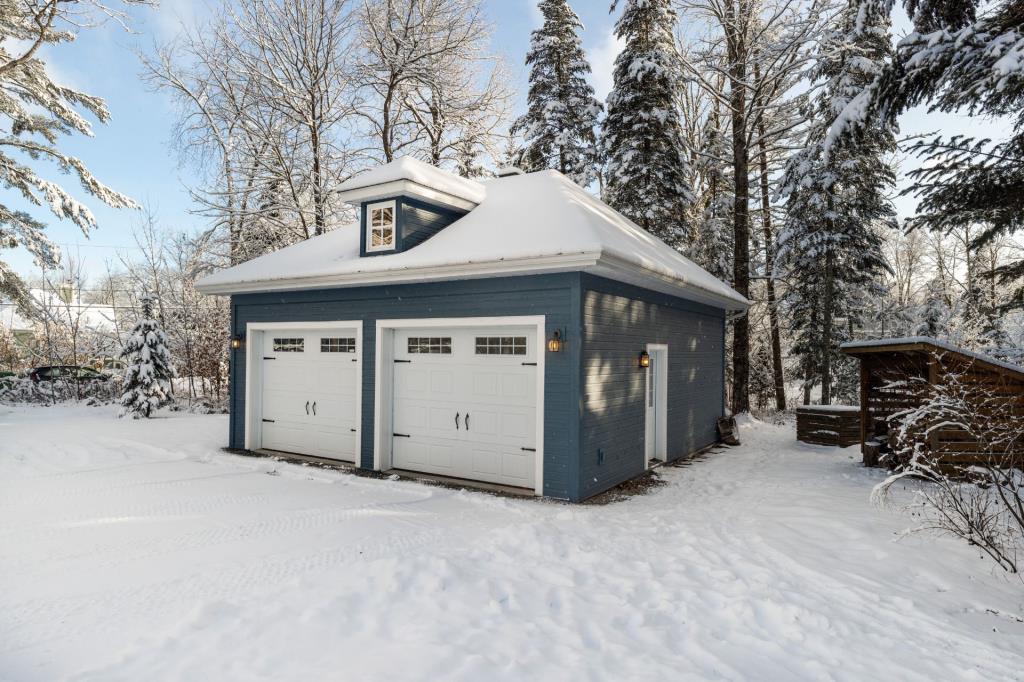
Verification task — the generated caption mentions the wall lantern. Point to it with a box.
[547,329,563,353]
[638,350,650,368]
[230,335,245,350]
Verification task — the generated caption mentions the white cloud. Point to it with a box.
[586,29,624,102]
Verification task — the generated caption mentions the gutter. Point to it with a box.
[196,252,602,296]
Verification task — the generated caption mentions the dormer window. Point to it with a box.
[367,200,396,252]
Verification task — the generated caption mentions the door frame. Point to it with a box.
[374,315,546,496]
[644,343,669,467]
[244,320,364,462]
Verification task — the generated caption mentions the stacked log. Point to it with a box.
[796,406,861,447]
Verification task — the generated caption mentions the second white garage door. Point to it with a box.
[391,326,538,489]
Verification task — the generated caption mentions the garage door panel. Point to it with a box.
[262,422,314,454]
[310,429,357,462]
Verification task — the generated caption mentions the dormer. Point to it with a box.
[336,157,486,258]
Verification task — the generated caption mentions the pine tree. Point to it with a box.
[120,294,175,419]
[0,1,138,314]
[832,0,1024,308]
[690,98,734,283]
[777,0,898,404]
[511,0,603,186]
[602,0,694,248]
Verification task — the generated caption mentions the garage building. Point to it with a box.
[197,158,748,501]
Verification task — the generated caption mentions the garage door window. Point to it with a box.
[475,336,527,355]
[321,337,356,353]
[273,338,304,352]
[408,337,452,354]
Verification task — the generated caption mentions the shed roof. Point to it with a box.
[841,336,1024,378]
[197,163,749,310]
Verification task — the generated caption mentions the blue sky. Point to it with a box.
[5,0,1009,279]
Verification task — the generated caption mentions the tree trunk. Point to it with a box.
[821,248,835,405]
[729,48,750,414]
[757,125,786,411]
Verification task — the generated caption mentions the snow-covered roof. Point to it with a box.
[335,157,486,211]
[198,166,749,311]
[1,289,116,332]
[841,336,1024,377]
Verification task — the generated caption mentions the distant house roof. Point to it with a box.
[841,336,1024,378]
[198,161,749,311]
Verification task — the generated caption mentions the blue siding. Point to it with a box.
[578,274,726,499]
[358,197,466,257]
[229,273,579,499]
[227,271,729,501]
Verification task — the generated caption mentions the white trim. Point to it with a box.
[373,315,546,496]
[338,179,480,212]
[644,343,668,468]
[243,320,363,466]
[197,251,748,311]
[365,200,397,253]
[197,252,599,296]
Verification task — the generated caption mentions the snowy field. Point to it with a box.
[2,406,1023,681]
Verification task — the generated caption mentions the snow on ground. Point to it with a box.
[2,406,1023,681]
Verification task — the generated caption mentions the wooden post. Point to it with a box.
[859,356,870,456]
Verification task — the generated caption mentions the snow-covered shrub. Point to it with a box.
[0,376,119,405]
[120,294,175,419]
[873,363,1024,572]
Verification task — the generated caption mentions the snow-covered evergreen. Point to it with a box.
[689,102,734,283]
[0,1,137,313]
[601,0,694,248]
[831,0,1024,308]
[120,294,175,419]
[777,0,898,403]
[511,0,602,187]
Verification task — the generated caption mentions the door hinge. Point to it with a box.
[263,356,276,360]
[393,433,411,438]
[521,362,537,366]
[394,359,411,363]
[350,428,357,433]
[262,419,276,423]
[521,447,536,452]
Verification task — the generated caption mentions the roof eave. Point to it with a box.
[590,252,750,311]
[336,178,480,212]
[195,252,601,296]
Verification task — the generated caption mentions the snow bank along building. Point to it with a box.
[197,158,748,501]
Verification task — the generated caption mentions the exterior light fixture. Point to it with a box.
[230,335,244,350]
[547,329,563,353]
[639,350,650,368]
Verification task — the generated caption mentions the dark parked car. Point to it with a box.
[28,366,110,383]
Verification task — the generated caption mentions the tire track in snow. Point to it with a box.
[0,515,464,655]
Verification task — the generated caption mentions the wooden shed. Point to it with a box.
[841,337,1024,468]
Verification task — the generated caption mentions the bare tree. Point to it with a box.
[677,0,826,412]
[143,0,359,263]
[874,358,1024,573]
[355,0,506,166]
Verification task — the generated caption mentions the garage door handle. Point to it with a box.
[305,401,310,415]
[312,401,317,416]
[393,433,411,438]
[455,412,460,430]
[465,413,470,431]
[521,447,536,452]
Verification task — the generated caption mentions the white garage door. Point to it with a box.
[391,326,538,489]
[260,328,360,462]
